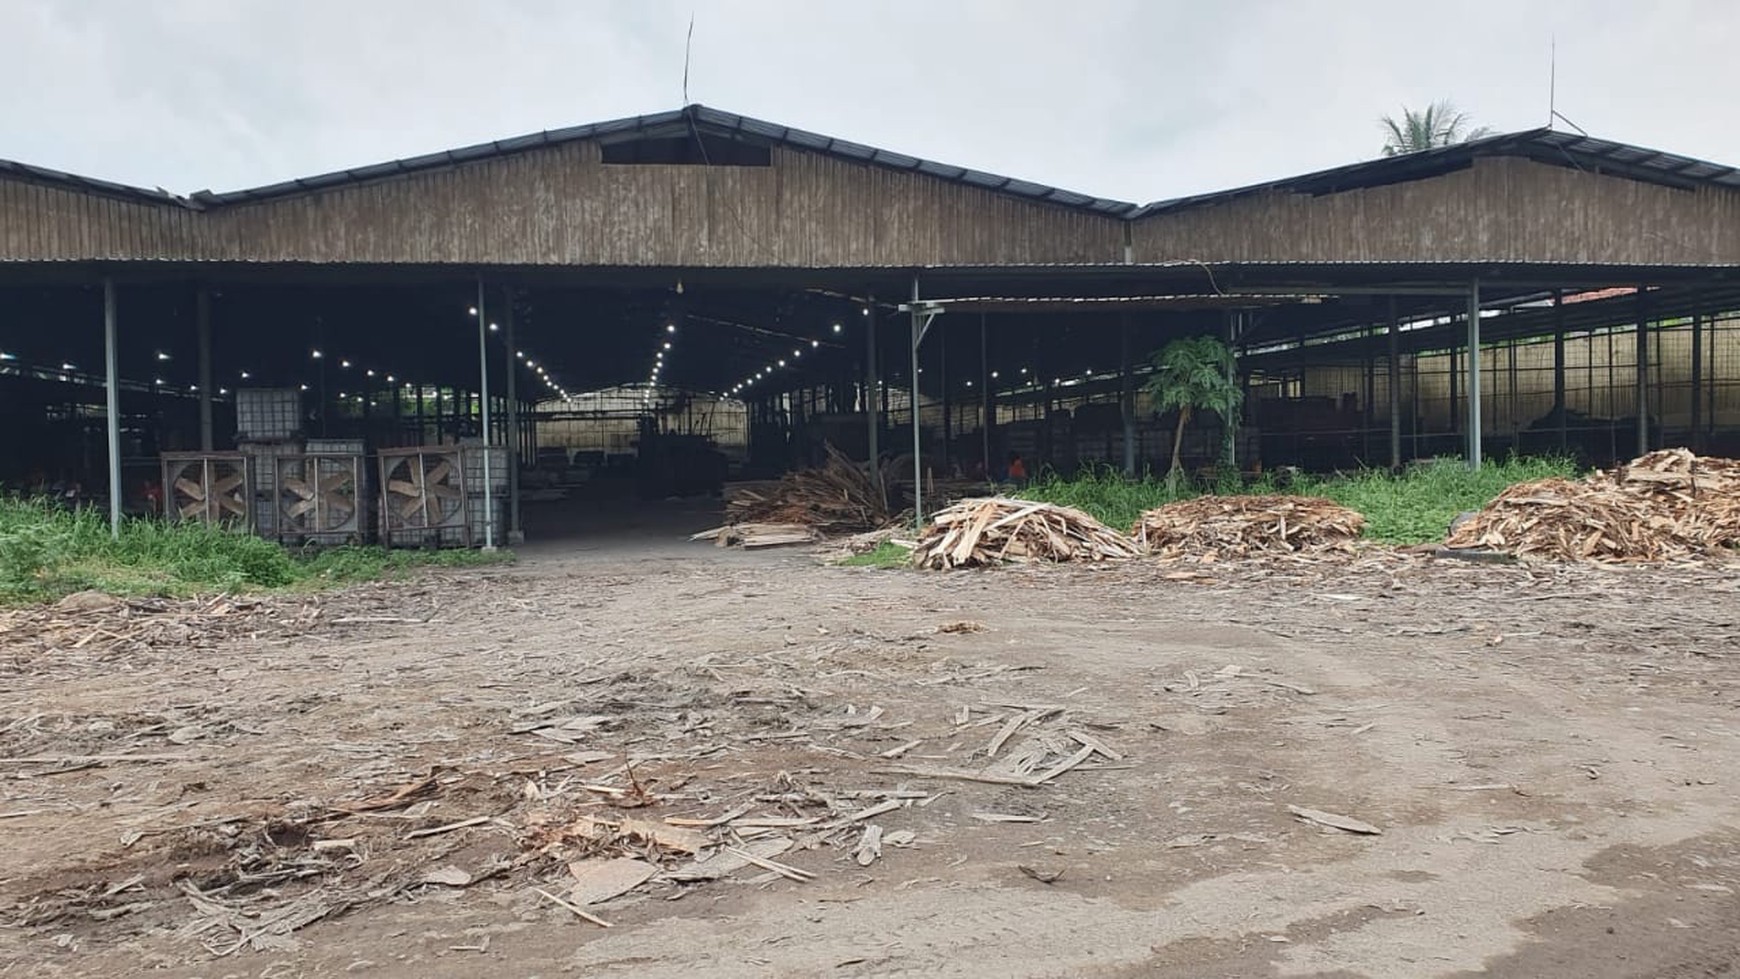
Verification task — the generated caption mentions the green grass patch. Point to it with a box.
[0,497,510,604]
[1015,466,1192,532]
[840,541,913,569]
[1293,455,1578,544]
[1013,455,1580,546]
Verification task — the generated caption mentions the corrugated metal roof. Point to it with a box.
[190,104,1139,215]
[1133,128,1740,217]
[0,158,187,206]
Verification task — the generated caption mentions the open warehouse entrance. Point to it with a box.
[4,107,1739,545]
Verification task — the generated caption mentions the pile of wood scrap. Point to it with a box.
[912,497,1142,569]
[1446,448,1740,563]
[698,445,889,548]
[689,523,819,549]
[1132,495,1367,559]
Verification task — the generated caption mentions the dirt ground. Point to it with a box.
[4,501,1740,978]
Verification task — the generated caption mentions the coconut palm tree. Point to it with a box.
[1144,336,1242,493]
[1380,100,1494,156]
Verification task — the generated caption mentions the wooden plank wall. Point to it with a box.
[1131,157,1740,266]
[205,143,1124,267]
[0,179,201,262]
[9,149,1740,270]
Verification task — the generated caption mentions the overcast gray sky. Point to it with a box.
[2,0,1736,204]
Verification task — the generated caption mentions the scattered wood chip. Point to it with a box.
[567,857,658,905]
[854,825,884,867]
[1018,865,1063,884]
[420,865,474,888]
[972,812,1043,823]
[535,887,612,928]
[404,815,492,840]
[1287,805,1382,835]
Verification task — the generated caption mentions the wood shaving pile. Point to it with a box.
[1446,448,1740,563]
[1132,495,1366,559]
[913,498,1142,569]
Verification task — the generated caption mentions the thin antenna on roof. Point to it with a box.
[682,11,696,105]
[1546,35,1589,136]
[1547,35,1556,128]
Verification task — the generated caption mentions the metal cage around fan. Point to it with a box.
[161,453,252,529]
[273,453,364,544]
[377,447,469,547]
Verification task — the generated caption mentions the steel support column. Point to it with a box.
[909,278,924,530]
[980,314,991,479]
[197,288,213,451]
[476,279,496,550]
[103,279,122,536]
[1553,290,1567,453]
[503,294,522,543]
[1224,312,1240,470]
[1635,290,1649,458]
[1691,312,1704,451]
[1387,297,1401,469]
[864,295,880,497]
[1120,314,1136,476]
[1466,279,1482,468]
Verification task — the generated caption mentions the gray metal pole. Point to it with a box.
[197,288,213,451]
[1466,279,1482,468]
[1387,297,1401,469]
[1691,312,1703,452]
[1553,290,1567,453]
[980,313,990,479]
[476,278,495,550]
[910,278,923,530]
[1231,313,1245,469]
[1120,314,1135,476]
[1635,290,1649,459]
[865,295,880,497]
[503,294,522,543]
[104,279,122,537]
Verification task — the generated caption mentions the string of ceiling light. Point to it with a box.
[727,320,838,398]
[643,320,677,405]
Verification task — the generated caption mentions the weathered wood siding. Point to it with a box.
[1132,157,1740,266]
[204,143,1124,266]
[0,176,202,262]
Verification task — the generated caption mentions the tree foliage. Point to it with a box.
[1144,336,1242,490]
[1380,100,1493,156]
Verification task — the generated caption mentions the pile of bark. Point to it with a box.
[1132,495,1367,559]
[708,445,889,543]
[912,498,1142,569]
[1446,448,1740,563]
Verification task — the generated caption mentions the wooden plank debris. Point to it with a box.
[695,445,891,547]
[913,497,1142,569]
[567,857,659,905]
[1446,449,1740,563]
[1287,805,1383,835]
[535,887,612,928]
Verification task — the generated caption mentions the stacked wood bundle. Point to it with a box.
[912,498,1142,569]
[1446,448,1740,563]
[721,445,889,534]
[1132,495,1367,559]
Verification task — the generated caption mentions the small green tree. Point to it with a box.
[1380,100,1493,156]
[1144,336,1242,492]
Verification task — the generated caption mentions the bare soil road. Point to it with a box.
[4,525,1739,978]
